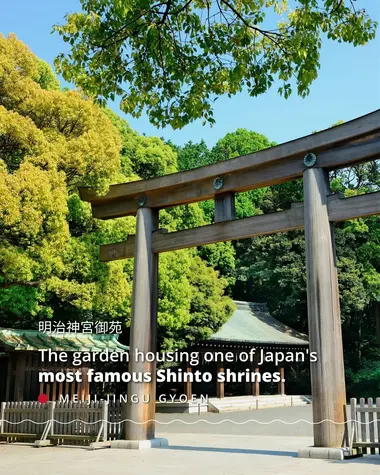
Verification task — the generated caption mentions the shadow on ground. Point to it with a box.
[167,445,297,457]
[332,456,380,466]
[156,405,314,437]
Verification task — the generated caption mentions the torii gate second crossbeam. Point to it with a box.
[80,110,380,451]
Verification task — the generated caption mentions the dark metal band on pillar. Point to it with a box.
[125,206,159,441]
[303,161,346,448]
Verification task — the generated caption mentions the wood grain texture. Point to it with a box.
[214,192,235,223]
[80,111,380,219]
[350,397,380,454]
[124,208,158,441]
[100,204,304,260]
[14,353,26,402]
[91,134,380,219]
[254,367,260,397]
[327,191,380,222]
[216,362,224,399]
[184,366,192,399]
[304,167,346,448]
[277,367,285,396]
[99,191,380,261]
[100,237,136,261]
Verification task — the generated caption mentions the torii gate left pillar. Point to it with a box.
[114,208,167,449]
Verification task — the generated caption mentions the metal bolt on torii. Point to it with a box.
[80,110,380,451]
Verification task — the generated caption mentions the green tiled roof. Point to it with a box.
[0,328,129,352]
[211,301,308,346]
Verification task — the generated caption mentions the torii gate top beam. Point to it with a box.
[80,109,380,220]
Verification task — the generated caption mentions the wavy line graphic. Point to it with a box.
[1,418,379,426]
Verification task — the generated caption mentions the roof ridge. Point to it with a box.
[0,328,129,352]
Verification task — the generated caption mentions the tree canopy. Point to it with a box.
[1,32,378,395]
[0,34,233,350]
[54,0,377,128]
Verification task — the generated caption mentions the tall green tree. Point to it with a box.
[104,109,178,179]
[175,140,212,171]
[210,128,276,162]
[0,33,126,325]
[54,1,376,128]
[169,129,278,287]
[0,35,234,350]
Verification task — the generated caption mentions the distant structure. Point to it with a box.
[0,302,307,404]
[0,330,128,402]
[181,300,308,399]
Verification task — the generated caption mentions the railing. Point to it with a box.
[107,400,124,440]
[4,398,379,452]
[0,400,113,446]
[0,401,48,440]
[349,398,380,454]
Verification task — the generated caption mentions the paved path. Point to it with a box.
[2,406,379,474]
[156,404,314,437]
[1,433,379,475]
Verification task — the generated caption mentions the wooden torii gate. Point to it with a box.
[80,110,380,449]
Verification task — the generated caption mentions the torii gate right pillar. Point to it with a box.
[303,167,346,448]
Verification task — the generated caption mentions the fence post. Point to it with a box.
[48,401,56,435]
[122,401,128,438]
[349,398,357,451]
[368,398,375,455]
[360,397,368,454]
[0,402,5,434]
[102,401,108,442]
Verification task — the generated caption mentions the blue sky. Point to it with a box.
[1,0,379,147]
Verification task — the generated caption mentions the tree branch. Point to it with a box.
[220,0,284,46]
[0,281,40,289]
[159,0,172,25]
